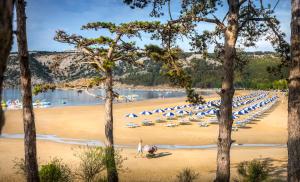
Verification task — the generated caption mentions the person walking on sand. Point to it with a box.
[136,139,143,157]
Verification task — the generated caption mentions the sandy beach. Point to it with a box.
[0,90,288,181]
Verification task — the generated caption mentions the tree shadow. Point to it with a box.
[147,152,172,159]
[232,157,287,181]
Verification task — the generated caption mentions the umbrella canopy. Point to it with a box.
[196,112,206,117]
[194,106,203,110]
[237,110,248,115]
[153,109,165,113]
[177,110,189,115]
[174,106,182,110]
[164,112,175,117]
[126,113,138,118]
[140,111,153,115]
[164,107,174,111]
[206,109,216,115]
[232,115,239,119]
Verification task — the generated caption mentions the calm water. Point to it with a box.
[2,88,212,107]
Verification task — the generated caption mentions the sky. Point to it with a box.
[12,0,291,52]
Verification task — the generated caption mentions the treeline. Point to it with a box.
[119,54,288,90]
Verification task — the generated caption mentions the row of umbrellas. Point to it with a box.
[125,91,272,119]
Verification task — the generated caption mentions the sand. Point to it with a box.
[0,90,288,181]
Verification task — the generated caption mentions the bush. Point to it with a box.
[39,158,72,182]
[176,168,199,182]
[73,145,127,182]
[236,159,270,182]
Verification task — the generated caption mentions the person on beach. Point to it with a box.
[136,139,143,157]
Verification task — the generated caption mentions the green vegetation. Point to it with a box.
[176,168,199,182]
[235,159,271,182]
[39,158,72,182]
[120,54,288,90]
[73,146,126,182]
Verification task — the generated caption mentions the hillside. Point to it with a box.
[4,51,286,89]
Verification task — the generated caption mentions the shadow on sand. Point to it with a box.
[231,157,287,181]
[147,152,172,159]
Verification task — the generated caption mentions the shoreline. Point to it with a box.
[0,133,287,149]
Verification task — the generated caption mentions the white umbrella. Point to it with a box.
[164,107,174,111]
[140,111,153,115]
[126,113,138,118]
[177,110,189,115]
[153,109,165,113]
[164,112,175,117]
[174,106,182,110]
[196,112,206,117]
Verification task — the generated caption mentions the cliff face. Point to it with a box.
[4,52,98,87]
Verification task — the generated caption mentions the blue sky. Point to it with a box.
[12,0,291,52]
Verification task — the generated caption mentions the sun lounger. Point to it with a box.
[198,122,208,127]
[155,118,166,123]
[188,117,198,122]
[164,123,178,127]
[141,120,154,126]
[125,123,140,128]
[178,119,191,125]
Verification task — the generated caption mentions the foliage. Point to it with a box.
[145,44,205,104]
[120,53,285,90]
[176,168,199,182]
[33,83,56,96]
[39,158,72,182]
[73,145,127,182]
[236,159,270,182]
[272,79,288,90]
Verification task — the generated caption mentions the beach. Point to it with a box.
[0,90,288,181]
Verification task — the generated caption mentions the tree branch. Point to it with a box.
[169,16,226,31]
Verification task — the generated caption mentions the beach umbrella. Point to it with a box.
[164,107,174,111]
[233,111,239,115]
[164,112,175,117]
[196,112,206,117]
[126,113,138,118]
[140,111,153,115]
[174,106,182,110]
[153,109,165,113]
[177,110,189,115]
[194,106,203,110]
[232,115,239,120]
[206,109,216,115]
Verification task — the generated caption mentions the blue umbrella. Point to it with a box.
[140,111,153,115]
[164,112,175,117]
[164,107,174,111]
[174,106,182,110]
[194,106,203,110]
[206,109,216,115]
[196,112,206,117]
[177,110,189,115]
[232,115,239,120]
[126,113,138,118]
[153,109,165,113]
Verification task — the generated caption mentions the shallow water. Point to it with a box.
[0,133,286,149]
[2,88,197,107]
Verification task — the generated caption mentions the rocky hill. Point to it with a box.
[4,51,282,89]
[4,52,98,87]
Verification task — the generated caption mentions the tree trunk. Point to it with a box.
[288,0,300,181]
[0,0,14,134]
[215,1,239,182]
[16,0,39,181]
[104,69,118,182]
